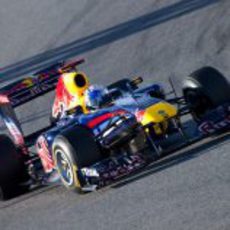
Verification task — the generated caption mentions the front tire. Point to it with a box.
[183,66,230,121]
[52,126,102,192]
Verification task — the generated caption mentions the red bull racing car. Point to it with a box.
[0,59,229,199]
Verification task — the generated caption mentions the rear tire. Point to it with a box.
[183,66,230,120]
[0,135,28,200]
[52,126,102,192]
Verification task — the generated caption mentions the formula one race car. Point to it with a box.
[0,59,229,199]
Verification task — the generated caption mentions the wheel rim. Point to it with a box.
[55,149,74,186]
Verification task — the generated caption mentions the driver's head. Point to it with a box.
[62,71,90,96]
[85,85,106,110]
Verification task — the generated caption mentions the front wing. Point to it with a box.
[76,104,230,191]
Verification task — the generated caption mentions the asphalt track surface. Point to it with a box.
[0,0,230,229]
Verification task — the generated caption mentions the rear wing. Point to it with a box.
[0,58,85,107]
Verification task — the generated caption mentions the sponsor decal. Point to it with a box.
[83,154,145,187]
[4,117,25,146]
[135,109,145,122]
[158,110,169,119]
[81,168,99,177]
[0,94,9,104]
[36,136,54,173]
[199,115,230,134]
[4,74,58,106]
[5,78,35,96]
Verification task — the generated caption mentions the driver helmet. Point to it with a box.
[85,85,107,110]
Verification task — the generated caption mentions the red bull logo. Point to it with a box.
[5,77,35,96]
[21,78,34,88]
